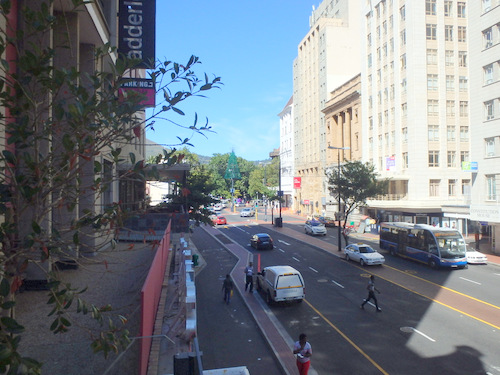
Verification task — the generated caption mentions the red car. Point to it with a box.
[214,216,227,225]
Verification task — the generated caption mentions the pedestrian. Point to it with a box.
[222,274,233,305]
[293,333,312,375]
[244,262,254,292]
[361,275,381,312]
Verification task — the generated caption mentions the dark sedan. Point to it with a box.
[250,233,274,250]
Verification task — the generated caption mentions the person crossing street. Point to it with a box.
[361,275,381,312]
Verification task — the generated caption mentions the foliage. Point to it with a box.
[326,161,389,230]
[0,1,221,372]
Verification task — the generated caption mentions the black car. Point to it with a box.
[250,233,274,250]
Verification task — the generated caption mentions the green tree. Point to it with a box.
[326,161,389,239]
[0,1,221,372]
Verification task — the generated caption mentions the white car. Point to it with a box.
[466,247,488,264]
[240,207,255,217]
[304,220,327,236]
[344,243,385,266]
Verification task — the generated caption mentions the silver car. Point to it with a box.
[240,207,255,217]
[344,243,385,266]
[304,220,327,236]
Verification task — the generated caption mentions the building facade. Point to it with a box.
[278,96,294,209]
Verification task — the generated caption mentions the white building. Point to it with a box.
[278,96,294,209]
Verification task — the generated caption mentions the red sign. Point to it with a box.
[293,177,301,189]
[119,78,155,107]
[304,199,310,205]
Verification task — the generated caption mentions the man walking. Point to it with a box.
[222,274,233,305]
[361,275,381,312]
[244,262,254,293]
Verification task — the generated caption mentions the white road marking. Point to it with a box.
[459,277,482,285]
[278,239,291,245]
[494,273,500,277]
[331,280,345,288]
[292,257,300,262]
[279,248,285,253]
[309,267,318,273]
[412,328,436,342]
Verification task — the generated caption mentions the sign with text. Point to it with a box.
[293,177,301,189]
[118,0,156,68]
[461,161,478,172]
[119,78,155,107]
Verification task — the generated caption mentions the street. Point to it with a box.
[207,207,500,374]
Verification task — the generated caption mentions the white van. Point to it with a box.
[256,265,305,305]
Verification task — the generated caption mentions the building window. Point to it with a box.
[428,125,439,141]
[402,127,408,143]
[486,175,497,201]
[401,103,408,117]
[445,50,454,66]
[426,0,437,15]
[445,25,454,41]
[444,1,453,16]
[368,53,372,68]
[400,53,406,70]
[428,100,439,116]
[458,2,466,17]
[446,100,455,117]
[458,51,467,67]
[426,24,437,40]
[447,125,456,141]
[400,5,406,21]
[427,49,437,65]
[458,26,467,43]
[447,151,456,167]
[462,179,470,196]
[484,64,494,84]
[459,76,468,92]
[485,100,494,120]
[429,151,439,167]
[460,151,469,163]
[429,179,440,197]
[427,74,438,91]
[402,152,408,168]
[369,116,373,129]
[401,78,407,93]
[367,33,372,46]
[459,101,468,117]
[448,180,457,196]
[460,126,469,142]
[400,29,406,45]
[485,137,495,156]
[446,75,454,91]
[483,28,493,48]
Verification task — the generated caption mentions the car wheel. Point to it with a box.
[256,279,262,291]
[360,259,365,267]
[266,291,273,305]
[428,259,438,269]
[390,247,397,256]
[346,254,350,261]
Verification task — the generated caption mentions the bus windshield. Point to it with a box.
[436,235,466,259]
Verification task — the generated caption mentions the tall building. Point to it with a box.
[293,0,361,216]
[468,0,500,249]
[362,0,472,233]
[278,96,294,209]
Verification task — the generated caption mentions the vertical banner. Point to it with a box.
[118,0,156,68]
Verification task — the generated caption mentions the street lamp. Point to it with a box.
[328,146,350,252]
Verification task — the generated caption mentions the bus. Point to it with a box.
[379,222,467,269]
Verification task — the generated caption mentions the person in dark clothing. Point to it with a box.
[361,275,381,312]
[222,274,234,305]
[244,262,254,293]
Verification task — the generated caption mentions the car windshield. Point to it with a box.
[359,246,375,253]
[309,221,322,226]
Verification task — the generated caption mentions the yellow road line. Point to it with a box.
[304,299,389,375]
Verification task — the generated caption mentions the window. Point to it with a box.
[485,137,495,156]
[458,26,466,43]
[367,33,372,46]
[458,51,467,67]
[402,152,408,168]
[444,1,453,16]
[460,126,469,142]
[429,180,440,197]
[426,24,437,40]
[428,100,439,115]
[485,100,494,120]
[400,54,406,70]
[383,21,387,35]
[401,103,408,117]
[483,28,493,48]
[400,29,406,45]
[486,175,497,201]
[401,78,407,93]
[402,127,408,143]
[368,53,372,67]
[447,125,456,141]
[429,151,439,167]
[459,76,468,92]
[484,64,493,84]
[445,25,454,41]
[460,151,469,163]
[400,5,405,21]
[445,50,454,66]
[426,0,437,15]
[428,125,439,141]
[460,101,468,117]
[427,49,437,65]
[448,180,457,196]
[458,2,466,17]
[462,180,471,196]
[427,74,438,91]
[369,116,373,129]
[446,100,455,117]
[447,151,456,167]
[446,75,454,91]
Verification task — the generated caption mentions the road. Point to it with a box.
[210,207,500,374]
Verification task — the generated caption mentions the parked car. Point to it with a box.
[344,243,385,266]
[304,219,327,236]
[213,216,227,225]
[320,216,337,227]
[240,207,255,217]
[466,246,488,264]
[256,265,305,305]
[250,233,274,250]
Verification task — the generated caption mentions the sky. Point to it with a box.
[145,1,321,161]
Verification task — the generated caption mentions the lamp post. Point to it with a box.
[328,146,350,252]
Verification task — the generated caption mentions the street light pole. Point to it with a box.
[328,146,350,252]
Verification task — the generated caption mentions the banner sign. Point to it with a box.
[118,0,156,68]
[119,78,155,107]
[461,161,478,172]
[293,177,301,189]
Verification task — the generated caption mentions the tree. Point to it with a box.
[0,1,221,372]
[326,161,389,242]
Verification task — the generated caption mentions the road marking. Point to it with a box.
[278,248,285,253]
[494,273,500,277]
[309,267,318,273]
[459,277,482,285]
[304,299,389,375]
[278,239,291,245]
[331,279,345,288]
[292,257,300,262]
[400,327,436,342]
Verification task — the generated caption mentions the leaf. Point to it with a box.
[0,278,10,298]
[172,107,185,116]
[0,317,25,334]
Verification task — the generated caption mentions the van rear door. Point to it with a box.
[275,273,305,301]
